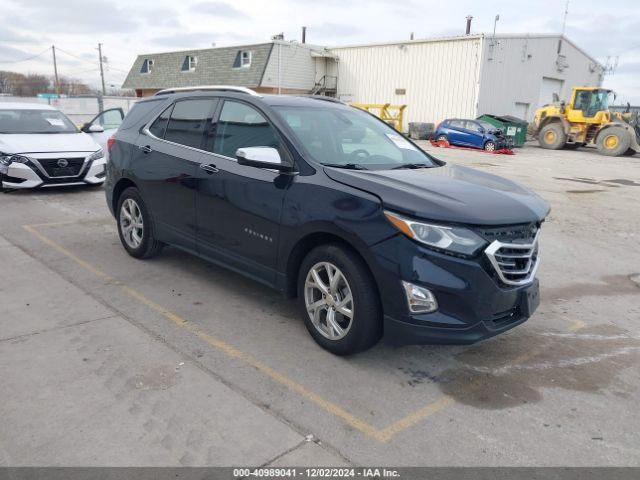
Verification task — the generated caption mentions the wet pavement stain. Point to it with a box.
[127,365,178,391]
[565,189,605,194]
[431,324,639,409]
[604,179,640,187]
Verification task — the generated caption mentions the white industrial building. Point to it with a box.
[331,34,604,123]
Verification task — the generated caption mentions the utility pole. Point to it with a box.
[98,43,106,95]
[51,45,60,96]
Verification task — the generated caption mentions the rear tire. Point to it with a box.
[538,123,566,150]
[596,126,631,157]
[297,244,382,355]
[116,187,163,259]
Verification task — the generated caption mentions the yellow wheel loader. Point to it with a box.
[533,87,640,156]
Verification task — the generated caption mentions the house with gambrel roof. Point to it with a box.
[122,40,338,97]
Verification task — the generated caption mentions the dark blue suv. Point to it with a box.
[434,118,513,151]
[105,87,549,355]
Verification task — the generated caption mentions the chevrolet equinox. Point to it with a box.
[105,86,549,355]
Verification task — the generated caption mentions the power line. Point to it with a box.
[0,47,51,64]
[54,46,96,66]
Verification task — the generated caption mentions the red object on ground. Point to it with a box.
[429,139,514,155]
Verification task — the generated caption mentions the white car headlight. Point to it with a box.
[0,153,29,165]
[88,149,104,162]
[384,210,487,256]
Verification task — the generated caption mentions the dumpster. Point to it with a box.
[477,114,528,147]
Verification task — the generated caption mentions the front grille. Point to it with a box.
[37,157,85,178]
[480,223,540,286]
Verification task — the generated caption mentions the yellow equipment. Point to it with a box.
[351,103,407,132]
[533,87,640,156]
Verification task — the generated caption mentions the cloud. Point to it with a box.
[151,32,249,49]
[190,1,248,19]
[12,0,139,34]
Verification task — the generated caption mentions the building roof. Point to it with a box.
[330,33,603,68]
[122,43,274,90]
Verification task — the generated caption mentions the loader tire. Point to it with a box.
[539,123,566,150]
[596,127,631,157]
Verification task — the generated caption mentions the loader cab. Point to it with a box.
[568,88,614,121]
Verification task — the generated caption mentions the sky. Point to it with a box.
[0,0,638,103]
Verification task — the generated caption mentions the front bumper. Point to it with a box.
[369,234,540,346]
[1,157,106,189]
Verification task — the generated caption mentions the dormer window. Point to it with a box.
[182,55,197,72]
[140,59,154,74]
[241,50,252,67]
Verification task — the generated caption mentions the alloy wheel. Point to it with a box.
[304,262,354,340]
[120,198,144,249]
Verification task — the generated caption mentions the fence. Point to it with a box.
[0,95,137,125]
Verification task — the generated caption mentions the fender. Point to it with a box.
[537,115,571,135]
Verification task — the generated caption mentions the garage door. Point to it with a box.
[538,77,564,109]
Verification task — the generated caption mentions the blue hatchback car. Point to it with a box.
[434,119,512,151]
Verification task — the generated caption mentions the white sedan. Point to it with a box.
[0,102,106,190]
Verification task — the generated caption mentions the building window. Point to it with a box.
[140,59,154,74]
[182,55,197,72]
[241,51,252,67]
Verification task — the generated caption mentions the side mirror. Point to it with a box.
[88,124,105,133]
[236,147,292,172]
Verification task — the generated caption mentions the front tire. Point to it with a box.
[116,187,163,259]
[538,123,566,150]
[484,141,496,152]
[596,127,631,156]
[297,244,382,355]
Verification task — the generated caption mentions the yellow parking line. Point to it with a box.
[23,220,587,443]
[24,222,444,442]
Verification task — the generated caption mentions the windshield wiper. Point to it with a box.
[391,163,431,170]
[323,163,369,170]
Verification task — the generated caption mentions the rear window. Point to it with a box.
[119,98,165,131]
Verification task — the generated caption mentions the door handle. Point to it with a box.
[138,145,152,154]
[200,163,219,174]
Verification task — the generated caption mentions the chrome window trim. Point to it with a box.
[484,230,540,286]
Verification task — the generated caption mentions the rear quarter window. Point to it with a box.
[119,98,166,131]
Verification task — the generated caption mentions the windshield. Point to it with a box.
[273,105,437,170]
[574,90,612,117]
[0,109,79,134]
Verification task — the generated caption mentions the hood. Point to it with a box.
[324,163,550,225]
[0,133,100,155]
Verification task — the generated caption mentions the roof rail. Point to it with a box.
[304,95,345,104]
[154,85,261,97]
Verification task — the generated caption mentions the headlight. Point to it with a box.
[0,154,29,165]
[384,210,487,256]
[88,149,104,162]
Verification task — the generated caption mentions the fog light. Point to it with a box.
[402,281,438,314]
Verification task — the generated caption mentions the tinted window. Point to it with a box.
[148,105,173,138]
[211,101,279,158]
[164,99,215,149]
[120,99,163,131]
[449,120,465,128]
